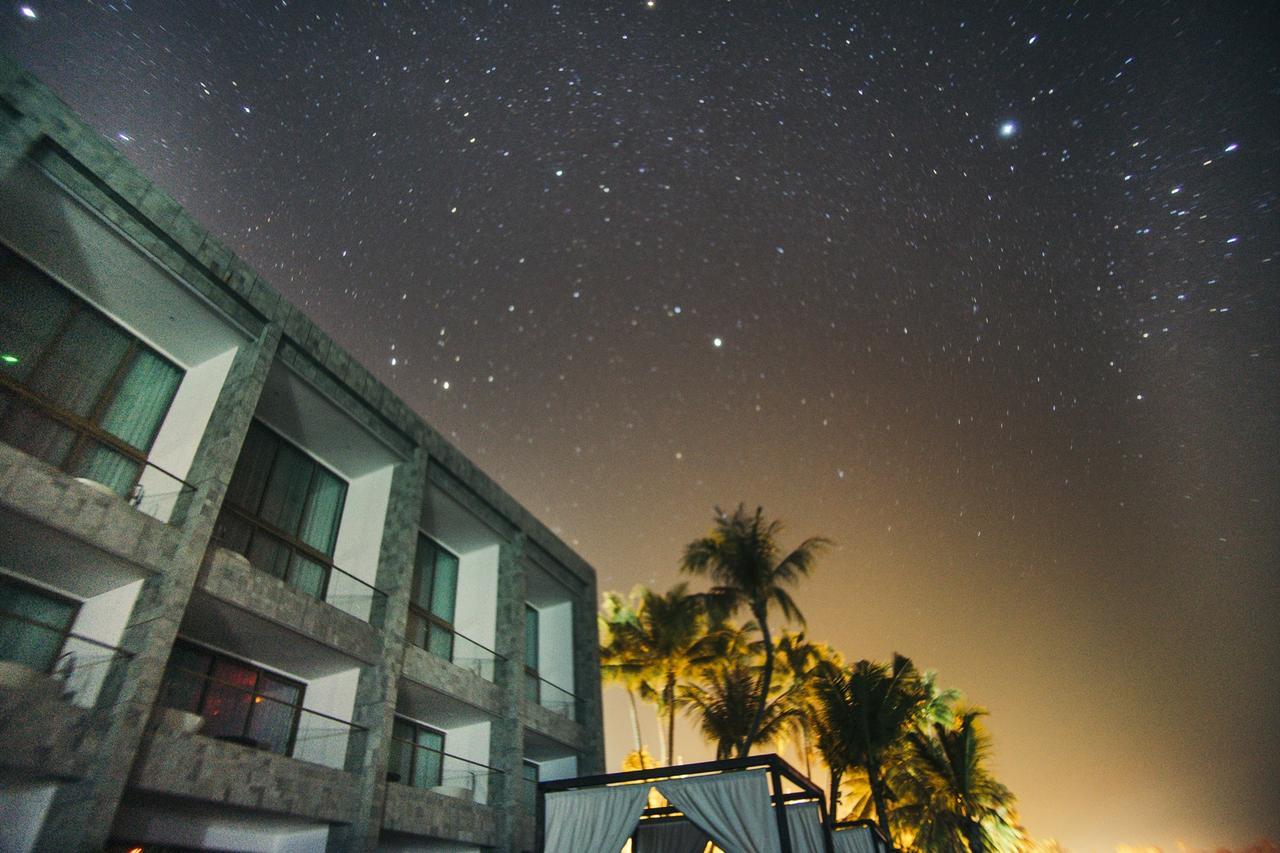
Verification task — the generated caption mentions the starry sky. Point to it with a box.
[4,1,1278,849]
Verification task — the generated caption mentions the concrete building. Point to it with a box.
[0,56,604,853]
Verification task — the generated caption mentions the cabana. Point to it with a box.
[537,754,892,853]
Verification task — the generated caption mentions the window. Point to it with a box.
[387,716,445,789]
[158,640,304,755]
[522,760,540,814]
[524,604,540,703]
[213,420,347,599]
[0,244,184,496]
[0,575,78,673]
[407,535,459,661]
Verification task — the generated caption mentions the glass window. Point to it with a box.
[389,716,445,789]
[0,244,184,497]
[408,536,460,661]
[0,576,78,672]
[214,421,347,599]
[522,760,540,814]
[158,640,305,756]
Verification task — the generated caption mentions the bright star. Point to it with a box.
[19,6,36,19]
[712,337,723,348]
[999,120,1018,138]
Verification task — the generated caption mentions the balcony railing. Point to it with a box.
[388,739,505,806]
[450,631,504,682]
[0,379,197,524]
[214,504,389,627]
[525,672,578,722]
[409,619,504,682]
[0,609,133,709]
[160,667,367,772]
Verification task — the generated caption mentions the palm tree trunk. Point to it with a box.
[665,670,677,766]
[828,767,843,822]
[625,687,646,767]
[867,756,891,842]
[739,610,774,758]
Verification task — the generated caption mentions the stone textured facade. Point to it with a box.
[0,54,604,853]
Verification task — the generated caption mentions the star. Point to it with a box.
[998,120,1018,138]
[712,337,723,348]
[19,6,36,19]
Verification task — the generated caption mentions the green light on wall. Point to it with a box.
[0,353,19,365]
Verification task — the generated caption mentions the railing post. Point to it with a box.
[772,761,794,853]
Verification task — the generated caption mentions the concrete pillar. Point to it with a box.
[330,447,428,852]
[488,533,528,852]
[572,572,606,776]
[33,324,281,853]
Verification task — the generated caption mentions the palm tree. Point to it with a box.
[893,709,1020,853]
[773,631,842,779]
[813,654,929,840]
[606,583,717,765]
[598,588,654,766]
[680,626,801,761]
[681,504,829,758]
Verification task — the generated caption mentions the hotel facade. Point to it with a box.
[0,56,604,852]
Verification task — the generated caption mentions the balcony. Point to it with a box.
[386,738,505,806]
[525,672,580,722]
[211,504,389,628]
[155,664,367,772]
[0,609,132,781]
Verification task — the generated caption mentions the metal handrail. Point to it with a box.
[411,623,506,680]
[161,665,367,771]
[0,609,133,709]
[526,672,578,720]
[389,738,505,805]
[214,503,389,624]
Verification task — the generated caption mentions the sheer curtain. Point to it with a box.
[654,770,782,853]
[544,783,650,853]
[833,826,877,853]
[633,818,710,853]
[784,802,827,853]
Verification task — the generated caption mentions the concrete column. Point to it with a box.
[572,573,606,775]
[330,447,428,853]
[488,532,528,852]
[33,324,281,853]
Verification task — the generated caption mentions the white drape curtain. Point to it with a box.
[833,825,878,853]
[785,802,828,853]
[544,783,650,853]
[655,769,782,853]
[633,818,711,853]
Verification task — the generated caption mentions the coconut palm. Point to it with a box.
[892,709,1021,853]
[606,583,717,765]
[680,631,802,761]
[681,504,829,758]
[813,654,929,840]
[598,588,654,765]
[773,630,842,779]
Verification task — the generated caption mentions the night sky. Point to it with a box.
[4,1,1278,848]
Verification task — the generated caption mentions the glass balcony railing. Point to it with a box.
[408,616,504,682]
[0,609,133,709]
[159,667,368,772]
[0,380,197,524]
[213,505,389,628]
[525,672,579,722]
[387,739,505,806]
[449,631,503,682]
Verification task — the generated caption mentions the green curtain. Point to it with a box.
[298,469,346,556]
[28,309,130,419]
